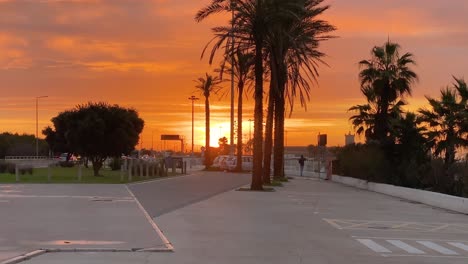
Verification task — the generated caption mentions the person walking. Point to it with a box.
[298,155,306,176]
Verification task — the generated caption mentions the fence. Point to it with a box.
[283,157,328,178]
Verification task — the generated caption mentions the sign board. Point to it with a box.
[161,134,181,140]
[318,134,327,146]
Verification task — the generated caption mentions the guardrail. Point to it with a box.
[5,156,49,160]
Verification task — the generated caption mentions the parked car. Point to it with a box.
[220,156,236,171]
[212,155,229,169]
[227,156,253,171]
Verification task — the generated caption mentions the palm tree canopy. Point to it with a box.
[194,73,223,98]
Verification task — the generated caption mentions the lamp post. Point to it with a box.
[229,0,235,155]
[188,96,199,155]
[35,96,48,158]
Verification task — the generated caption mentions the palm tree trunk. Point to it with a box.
[205,97,211,169]
[236,82,244,171]
[263,60,277,184]
[273,62,286,180]
[263,84,275,184]
[251,14,264,190]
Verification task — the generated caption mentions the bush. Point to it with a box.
[58,161,75,167]
[19,166,33,175]
[335,143,390,183]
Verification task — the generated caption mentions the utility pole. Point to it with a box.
[188,96,199,156]
[35,96,48,158]
[229,0,235,155]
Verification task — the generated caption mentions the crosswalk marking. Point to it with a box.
[386,240,425,254]
[448,242,468,252]
[356,239,391,253]
[417,241,459,255]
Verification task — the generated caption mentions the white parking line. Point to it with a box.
[448,242,468,252]
[356,239,391,253]
[387,240,425,254]
[417,241,459,255]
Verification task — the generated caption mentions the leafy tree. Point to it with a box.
[44,102,144,176]
[419,77,468,167]
[218,136,230,155]
[358,40,418,144]
[194,73,222,169]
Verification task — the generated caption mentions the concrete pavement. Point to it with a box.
[0,184,166,263]
[18,173,468,264]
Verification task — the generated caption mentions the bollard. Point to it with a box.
[48,165,52,182]
[183,161,187,174]
[172,162,176,174]
[78,164,82,182]
[120,164,124,182]
[124,159,128,172]
[15,164,19,182]
[128,159,133,182]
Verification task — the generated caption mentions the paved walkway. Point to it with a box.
[17,173,468,264]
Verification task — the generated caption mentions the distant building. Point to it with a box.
[345,132,355,146]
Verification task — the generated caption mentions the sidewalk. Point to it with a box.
[20,175,468,264]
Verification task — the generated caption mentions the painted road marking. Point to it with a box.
[417,241,459,255]
[324,218,468,234]
[387,240,425,254]
[448,242,468,252]
[356,239,391,253]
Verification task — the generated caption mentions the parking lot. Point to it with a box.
[0,184,166,262]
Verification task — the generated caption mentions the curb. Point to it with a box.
[1,250,46,264]
[125,185,175,251]
[0,247,172,264]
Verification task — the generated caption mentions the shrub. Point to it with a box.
[335,143,390,183]
[6,163,16,174]
[19,166,33,175]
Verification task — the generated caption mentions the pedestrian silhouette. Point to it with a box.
[298,155,306,176]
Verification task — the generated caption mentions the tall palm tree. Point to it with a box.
[359,40,418,144]
[419,77,468,166]
[265,0,336,179]
[196,0,269,190]
[194,73,222,169]
[217,50,255,171]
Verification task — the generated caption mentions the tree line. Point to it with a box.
[343,41,468,196]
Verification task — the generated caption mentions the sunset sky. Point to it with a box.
[1,0,467,150]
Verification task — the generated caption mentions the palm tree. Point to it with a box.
[218,50,255,172]
[266,0,336,179]
[419,77,468,166]
[358,40,418,144]
[196,0,269,190]
[349,85,405,142]
[194,73,222,169]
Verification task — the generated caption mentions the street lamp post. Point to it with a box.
[188,96,199,155]
[35,96,48,158]
[229,0,235,155]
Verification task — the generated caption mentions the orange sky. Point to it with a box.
[1,0,468,150]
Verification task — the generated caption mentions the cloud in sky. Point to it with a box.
[0,0,468,147]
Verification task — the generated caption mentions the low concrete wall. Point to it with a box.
[331,174,468,215]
